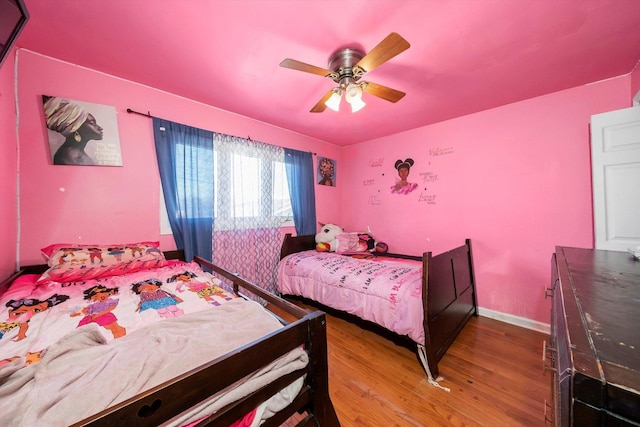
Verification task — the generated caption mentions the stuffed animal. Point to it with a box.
[374,241,389,253]
[358,233,389,253]
[315,223,388,253]
[315,223,344,252]
[356,233,376,251]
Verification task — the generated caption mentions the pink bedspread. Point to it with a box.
[0,261,307,426]
[0,261,237,367]
[277,251,425,344]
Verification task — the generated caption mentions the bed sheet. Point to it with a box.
[277,250,425,344]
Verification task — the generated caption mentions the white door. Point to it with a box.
[591,106,640,251]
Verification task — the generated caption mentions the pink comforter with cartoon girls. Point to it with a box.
[0,262,308,426]
[0,261,237,367]
[277,251,425,344]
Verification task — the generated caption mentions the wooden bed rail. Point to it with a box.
[76,314,321,426]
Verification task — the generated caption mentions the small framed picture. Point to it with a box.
[42,95,123,166]
[318,157,336,186]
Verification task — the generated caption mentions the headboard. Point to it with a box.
[280,233,422,262]
[280,234,316,259]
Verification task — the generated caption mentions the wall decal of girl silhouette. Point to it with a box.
[390,158,418,195]
[71,285,126,338]
[4,294,70,341]
[131,279,184,319]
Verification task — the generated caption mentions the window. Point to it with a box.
[160,141,293,234]
[213,150,293,230]
[273,161,294,219]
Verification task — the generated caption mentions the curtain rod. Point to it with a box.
[126,108,151,118]
[127,107,315,155]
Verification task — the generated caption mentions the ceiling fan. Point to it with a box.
[280,32,410,113]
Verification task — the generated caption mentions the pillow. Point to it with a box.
[334,232,379,253]
[37,241,168,284]
[334,233,364,253]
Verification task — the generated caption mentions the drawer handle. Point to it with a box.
[542,340,557,375]
[544,400,553,424]
[545,278,559,299]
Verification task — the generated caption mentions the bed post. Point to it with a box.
[306,311,341,426]
[420,251,441,382]
[466,239,479,317]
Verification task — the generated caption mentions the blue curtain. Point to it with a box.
[153,117,214,262]
[284,148,317,236]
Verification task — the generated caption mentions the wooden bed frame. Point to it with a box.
[0,250,340,427]
[279,234,478,379]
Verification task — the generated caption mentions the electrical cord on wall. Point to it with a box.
[13,48,21,271]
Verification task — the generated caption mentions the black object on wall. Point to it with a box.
[0,0,29,68]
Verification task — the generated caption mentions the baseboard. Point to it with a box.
[477,307,550,335]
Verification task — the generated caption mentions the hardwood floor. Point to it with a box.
[276,300,552,426]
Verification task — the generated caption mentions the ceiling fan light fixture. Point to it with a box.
[349,96,366,113]
[345,83,362,103]
[325,89,342,112]
[280,33,410,114]
[345,83,365,112]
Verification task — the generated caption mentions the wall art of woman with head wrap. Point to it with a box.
[391,158,418,195]
[42,96,105,165]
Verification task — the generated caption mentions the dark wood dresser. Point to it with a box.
[547,247,640,426]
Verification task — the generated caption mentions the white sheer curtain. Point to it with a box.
[211,133,286,296]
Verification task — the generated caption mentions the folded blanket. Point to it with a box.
[0,298,308,426]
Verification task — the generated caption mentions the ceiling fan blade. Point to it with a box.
[310,90,334,113]
[362,81,406,103]
[355,32,410,74]
[280,58,334,78]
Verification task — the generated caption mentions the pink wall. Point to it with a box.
[340,76,632,324]
[7,48,637,325]
[15,50,341,265]
[0,49,18,279]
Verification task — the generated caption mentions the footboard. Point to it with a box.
[278,234,477,382]
[422,239,478,378]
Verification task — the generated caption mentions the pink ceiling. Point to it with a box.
[16,0,640,146]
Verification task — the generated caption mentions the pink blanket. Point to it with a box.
[277,251,425,344]
[0,261,308,425]
[0,261,236,368]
